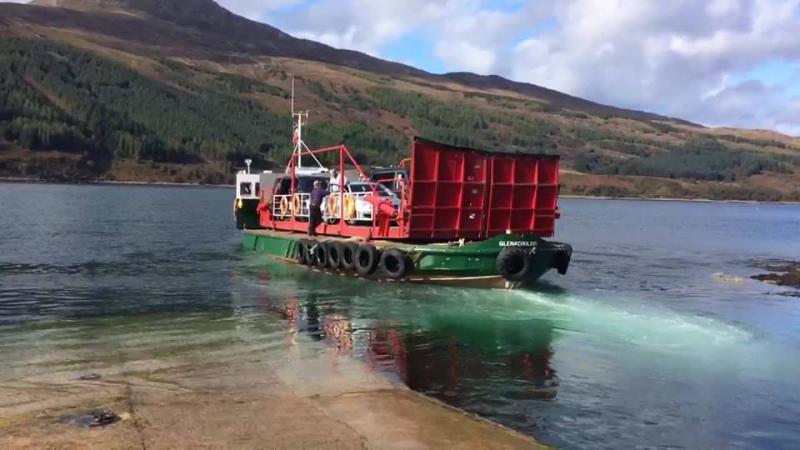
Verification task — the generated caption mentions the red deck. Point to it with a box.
[258,137,560,241]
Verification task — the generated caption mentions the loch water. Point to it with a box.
[1,183,799,449]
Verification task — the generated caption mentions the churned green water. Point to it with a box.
[1,183,799,449]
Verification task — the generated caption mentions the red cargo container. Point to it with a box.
[407,138,560,240]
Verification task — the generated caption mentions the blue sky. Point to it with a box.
[215,0,800,136]
[731,59,800,96]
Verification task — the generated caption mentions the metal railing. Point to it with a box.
[272,193,311,218]
[272,192,373,222]
[349,193,375,222]
[322,192,374,222]
[272,189,403,227]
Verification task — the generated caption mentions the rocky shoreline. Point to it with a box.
[0,177,231,188]
[751,261,800,291]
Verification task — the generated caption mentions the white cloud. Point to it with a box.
[518,0,800,134]
[432,8,526,75]
[435,41,496,74]
[217,0,301,20]
[278,0,474,56]
[774,99,800,136]
[258,0,800,135]
[427,0,800,135]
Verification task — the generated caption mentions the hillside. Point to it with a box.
[1,0,799,200]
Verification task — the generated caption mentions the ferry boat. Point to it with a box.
[234,89,572,289]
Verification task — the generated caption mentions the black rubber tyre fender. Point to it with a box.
[379,249,411,279]
[296,239,309,264]
[313,241,329,269]
[303,240,317,266]
[496,247,531,282]
[340,242,358,271]
[554,244,573,275]
[354,244,379,276]
[327,241,343,270]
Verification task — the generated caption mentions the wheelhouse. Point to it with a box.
[235,172,261,200]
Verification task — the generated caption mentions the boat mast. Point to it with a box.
[290,77,325,171]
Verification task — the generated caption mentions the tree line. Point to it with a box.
[1,38,796,191]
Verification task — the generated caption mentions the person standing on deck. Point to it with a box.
[309,180,328,236]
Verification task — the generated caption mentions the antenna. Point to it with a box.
[288,75,325,171]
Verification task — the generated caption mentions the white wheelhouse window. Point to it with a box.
[240,183,252,196]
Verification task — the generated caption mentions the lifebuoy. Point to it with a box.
[327,195,340,219]
[279,197,290,217]
[343,194,357,222]
[292,194,302,216]
[496,247,531,282]
[379,249,410,279]
[354,244,379,276]
[340,242,358,271]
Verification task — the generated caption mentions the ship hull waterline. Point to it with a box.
[241,229,571,289]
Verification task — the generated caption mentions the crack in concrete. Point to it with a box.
[123,382,147,450]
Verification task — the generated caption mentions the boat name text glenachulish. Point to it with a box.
[499,241,538,247]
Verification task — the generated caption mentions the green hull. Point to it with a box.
[241,230,571,288]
